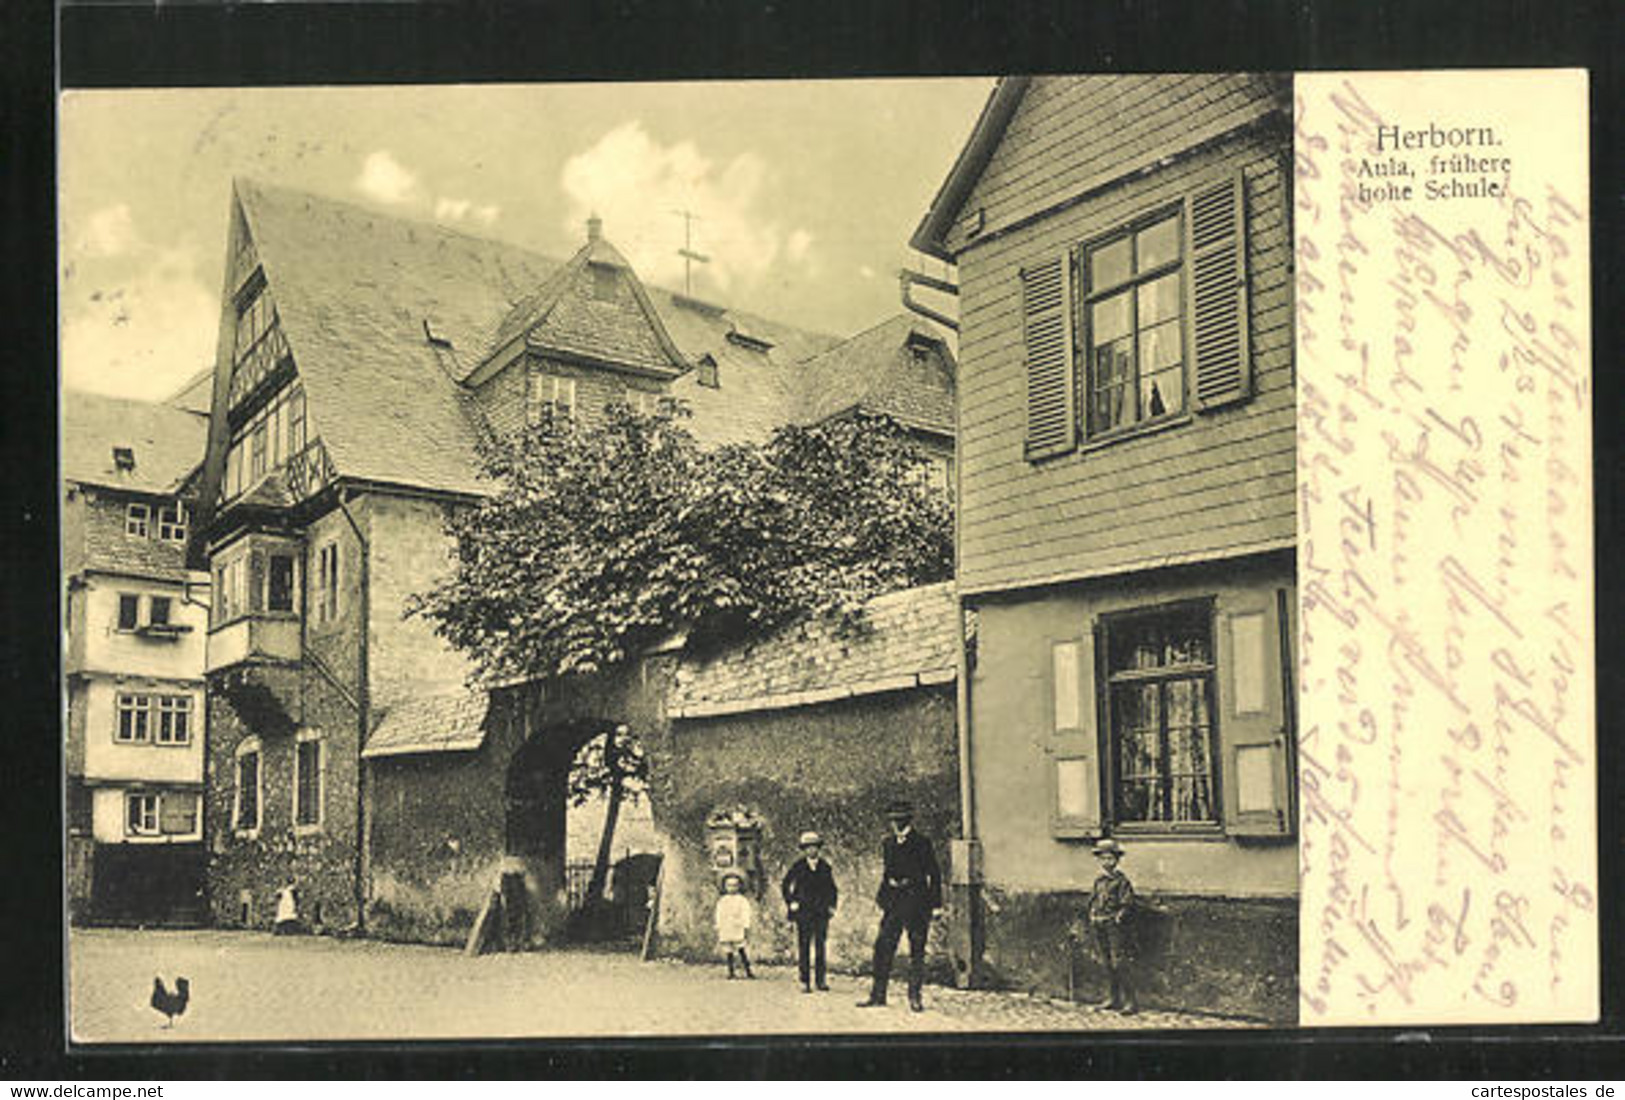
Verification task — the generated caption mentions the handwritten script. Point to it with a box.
[1294,71,1595,1025]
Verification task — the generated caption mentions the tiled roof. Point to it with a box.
[62,389,209,494]
[163,367,216,416]
[361,686,489,758]
[792,314,956,435]
[671,582,960,718]
[232,181,947,490]
[237,179,559,497]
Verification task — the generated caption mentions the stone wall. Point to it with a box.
[649,685,959,977]
[976,887,1297,1024]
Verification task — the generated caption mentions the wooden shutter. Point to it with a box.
[1216,585,1294,836]
[1186,171,1251,411]
[160,791,200,835]
[1021,255,1077,458]
[1048,631,1102,838]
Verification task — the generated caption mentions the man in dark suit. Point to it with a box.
[780,830,838,993]
[857,799,941,1012]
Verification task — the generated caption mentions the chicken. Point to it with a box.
[150,976,189,1028]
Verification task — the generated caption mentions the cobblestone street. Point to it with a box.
[70,928,1256,1042]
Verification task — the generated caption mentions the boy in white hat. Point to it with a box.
[780,831,839,992]
[714,871,755,979]
[1086,839,1137,1014]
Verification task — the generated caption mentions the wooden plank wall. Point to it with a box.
[953,74,1295,596]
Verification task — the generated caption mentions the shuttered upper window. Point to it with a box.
[1019,170,1250,459]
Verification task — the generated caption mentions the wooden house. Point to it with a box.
[909,74,1297,1021]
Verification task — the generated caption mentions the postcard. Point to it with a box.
[57,69,1593,1044]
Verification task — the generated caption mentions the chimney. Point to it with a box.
[587,213,602,242]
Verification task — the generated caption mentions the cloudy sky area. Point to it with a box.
[59,80,992,401]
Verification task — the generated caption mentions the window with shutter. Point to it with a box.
[1048,633,1101,838]
[1187,171,1251,411]
[159,791,200,836]
[1215,586,1294,836]
[1101,602,1220,832]
[1021,256,1077,458]
[1082,210,1185,438]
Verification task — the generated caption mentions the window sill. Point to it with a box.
[293,822,324,837]
[1079,413,1192,454]
[1108,824,1227,841]
[233,827,261,842]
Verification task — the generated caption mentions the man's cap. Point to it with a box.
[798,831,823,848]
[1093,838,1125,857]
[884,798,915,819]
[720,870,744,885]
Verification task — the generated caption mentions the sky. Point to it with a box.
[58,79,993,402]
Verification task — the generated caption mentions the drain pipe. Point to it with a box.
[899,269,960,333]
[335,493,370,933]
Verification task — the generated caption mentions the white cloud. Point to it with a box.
[355,150,422,206]
[434,197,472,221]
[74,204,138,258]
[559,121,787,294]
[786,228,814,264]
[60,246,219,401]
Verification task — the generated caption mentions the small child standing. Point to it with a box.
[1086,839,1137,1014]
[714,872,755,979]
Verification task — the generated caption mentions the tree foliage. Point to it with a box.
[409,402,953,684]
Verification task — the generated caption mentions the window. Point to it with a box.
[125,503,150,538]
[158,503,188,542]
[126,793,159,836]
[147,595,172,627]
[295,731,323,829]
[250,420,268,479]
[1104,602,1217,828]
[267,552,296,613]
[156,695,192,745]
[1020,172,1250,459]
[527,372,577,427]
[316,542,340,624]
[117,594,140,631]
[696,355,720,388]
[223,384,305,503]
[234,740,262,833]
[116,693,151,743]
[592,264,617,301]
[1084,211,1185,436]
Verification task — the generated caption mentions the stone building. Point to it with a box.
[909,74,1298,1021]
[191,179,956,940]
[63,390,211,925]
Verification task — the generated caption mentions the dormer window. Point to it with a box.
[696,355,720,389]
[591,264,618,302]
[528,372,577,427]
[112,447,136,471]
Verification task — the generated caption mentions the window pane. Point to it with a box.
[296,740,320,826]
[1141,367,1183,419]
[149,597,171,626]
[268,554,295,612]
[118,595,139,630]
[1113,682,1161,823]
[1137,272,1181,325]
[1136,216,1181,271]
[1089,236,1132,290]
[1090,290,1133,343]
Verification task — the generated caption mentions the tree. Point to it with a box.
[567,724,647,918]
[411,402,953,684]
[409,401,953,909]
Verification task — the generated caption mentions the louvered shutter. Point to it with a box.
[1021,255,1077,458]
[1048,630,1102,838]
[1216,585,1294,837]
[1186,172,1251,411]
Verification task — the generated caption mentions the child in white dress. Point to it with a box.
[714,872,755,979]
